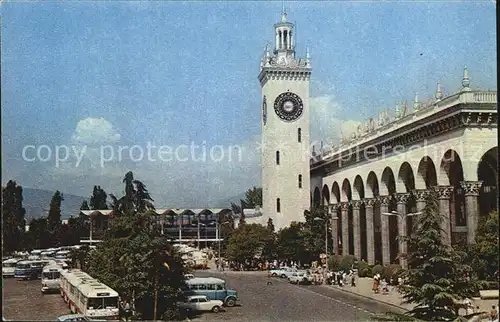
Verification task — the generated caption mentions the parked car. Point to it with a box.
[269,266,297,278]
[178,295,224,313]
[288,270,311,284]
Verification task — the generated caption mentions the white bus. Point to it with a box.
[41,264,64,293]
[2,258,21,277]
[60,269,119,320]
[55,250,71,260]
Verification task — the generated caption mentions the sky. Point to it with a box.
[1,1,497,208]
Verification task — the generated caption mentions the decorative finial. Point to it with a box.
[435,81,443,101]
[462,66,471,91]
[281,1,287,23]
[265,43,270,57]
[413,93,419,112]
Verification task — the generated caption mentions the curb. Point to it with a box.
[326,285,410,312]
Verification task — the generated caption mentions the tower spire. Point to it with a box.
[281,1,287,23]
[413,93,419,112]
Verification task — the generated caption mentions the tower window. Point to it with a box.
[276,151,280,165]
[277,198,281,213]
[298,174,302,188]
[298,128,302,142]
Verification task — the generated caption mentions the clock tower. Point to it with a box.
[258,8,311,230]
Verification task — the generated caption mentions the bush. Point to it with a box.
[372,264,384,276]
[339,255,357,271]
[328,254,343,271]
[357,260,372,277]
[382,264,402,283]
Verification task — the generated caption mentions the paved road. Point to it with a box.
[3,278,70,321]
[192,270,401,321]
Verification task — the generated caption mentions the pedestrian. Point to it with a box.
[490,305,498,322]
[124,300,132,321]
[351,274,356,287]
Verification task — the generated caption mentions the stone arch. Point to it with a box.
[331,182,341,204]
[341,179,352,202]
[366,171,380,198]
[198,209,214,223]
[439,149,464,186]
[440,149,466,228]
[353,175,365,200]
[313,187,321,207]
[478,146,498,216]
[380,167,396,196]
[397,162,416,193]
[322,184,330,205]
[416,156,438,189]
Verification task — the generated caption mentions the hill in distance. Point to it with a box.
[22,188,87,220]
[215,192,247,208]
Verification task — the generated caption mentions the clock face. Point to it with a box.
[274,92,303,122]
[262,96,267,125]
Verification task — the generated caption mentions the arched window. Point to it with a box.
[298,128,302,142]
[276,151,280,165]
[277,198,281,213]
[298,174,302,188]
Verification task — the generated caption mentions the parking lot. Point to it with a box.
[2,278,70,321]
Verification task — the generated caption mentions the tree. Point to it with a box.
[1,180,27,253]
[397,191,485,321]
[225,223,274,267]
[80,200,90,210]
[469,211,499,282]
[25,217,51,250]
[90,186,108,210]
[267,218,275,232]
[276,222,311,264]
[47,191,64,232]
[87,211,186,320]
[109,171,155,215]
[59,216,89,246]
[303,207,330,259]
[243,187,262,208]
[239,199,246,226]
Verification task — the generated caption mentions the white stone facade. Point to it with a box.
[259,11,311,230]
[309,80,497,267]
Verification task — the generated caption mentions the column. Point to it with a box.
[352,200,362,260]
[413,189,429,212]
[330,204,340,255]
[460,181,483,244]
[435,186,454,246]
[364,198,376,265]
[280,30,284,49]
[395,193,410,269]
[340,202,349,256]
[378,196,391,265]
[275,31,279,51]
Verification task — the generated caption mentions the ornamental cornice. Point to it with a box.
[258,68,311,86]
[412,189,430,202]
[460,181,483,196]
[394,193,410,204]
[364,198,377,208]
[352,200,363,210]
[318,108,498,176]
[434,186,454,200]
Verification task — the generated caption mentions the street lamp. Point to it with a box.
[314,216,329,283]
[381,211,421,265]
[199,223,207,249]
[217,220,231,271]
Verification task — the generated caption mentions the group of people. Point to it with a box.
[326,270,356,287]
[118,298,133,321]
[372,273,396,294]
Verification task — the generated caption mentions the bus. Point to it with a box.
[14,259,56,280]
[55,250,71,260]
[60,269,119,320]
[41,264,64,293]
[184,277,238,307]
[2,258,21,277]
